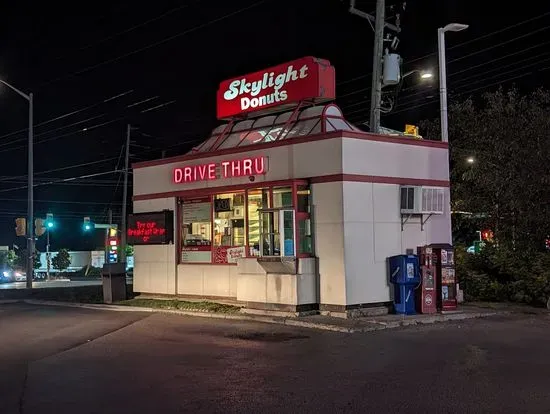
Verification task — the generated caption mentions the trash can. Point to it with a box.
[102,262,127,304]
[388,254,420,315]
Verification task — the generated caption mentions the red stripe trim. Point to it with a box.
[134,174,449,201]
[133,131,448,169]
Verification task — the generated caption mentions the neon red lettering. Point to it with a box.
[243,159,252,175]
[183,167,192,182]
[207,163,216,179]
[254,157,266,174]
[232,161,241,177]
[174,168,183,183]
[221,161,230,178]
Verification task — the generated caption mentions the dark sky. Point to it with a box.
[0,0,548,250]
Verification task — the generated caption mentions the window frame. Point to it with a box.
[178,179,313,264]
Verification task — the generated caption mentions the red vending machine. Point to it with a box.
[430,244,458,311]
[416,246,437,314]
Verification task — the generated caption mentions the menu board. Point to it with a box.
[182,247,212,263]
[182,197,211,223]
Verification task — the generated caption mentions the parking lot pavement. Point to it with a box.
[1,302,549,414]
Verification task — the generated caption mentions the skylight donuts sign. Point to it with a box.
[216,56,336,120]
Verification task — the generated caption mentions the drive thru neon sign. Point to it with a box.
[173,156,267,183]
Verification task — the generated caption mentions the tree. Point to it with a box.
[0,250,17,269]
[15,249,42,269]
[52,249,71,275]
[420,88,550,253]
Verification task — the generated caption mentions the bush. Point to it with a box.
[458,244,550,307]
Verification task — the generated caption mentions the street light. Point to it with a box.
[438,23,468,142]
[0,79,34,288]
[466,156,475,164]
[403,69,434,81]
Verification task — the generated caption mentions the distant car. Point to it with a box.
[0,269,25,283]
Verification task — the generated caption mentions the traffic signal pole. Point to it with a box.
[120,124,131,263]
[27,93,34,289]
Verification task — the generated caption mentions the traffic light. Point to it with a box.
[481,229,494,241]
[35,218,46,237]
[83,216,94,231]
[15,218,26,236]
[45,213,55,229]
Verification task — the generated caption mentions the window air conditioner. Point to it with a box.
[400,186,445,215]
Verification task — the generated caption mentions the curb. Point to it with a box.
[5,299,504,334]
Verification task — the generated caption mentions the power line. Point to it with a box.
[0,198,122,205]
[51,2,197,61]
[337,11,550,87]
[384,55,550,115]
[448,25,550,65]
[41,0,270,86]
[0,170,121,194]
[0,90,134,143]
[0,118,124,154]
[341,38,550,114]
[378,71,534,119]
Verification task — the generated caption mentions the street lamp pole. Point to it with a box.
[0,80,34,288]
[438,23,468,142]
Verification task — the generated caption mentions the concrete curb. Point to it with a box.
[5,299,504,334]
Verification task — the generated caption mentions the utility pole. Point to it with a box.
[349,0,402,133]
[369,0,385,134]
[120,124,131,263]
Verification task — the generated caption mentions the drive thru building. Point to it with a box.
[130,57,451,316]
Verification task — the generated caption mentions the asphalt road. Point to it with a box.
[0,303,549,414]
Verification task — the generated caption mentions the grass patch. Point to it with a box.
[117,298,241,314]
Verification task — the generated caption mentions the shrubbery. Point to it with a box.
[457,244,550,307]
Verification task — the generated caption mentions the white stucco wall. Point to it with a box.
[342,182,452,305]
[133,198,177,295]
[311,181,346,306]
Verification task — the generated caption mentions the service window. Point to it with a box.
[259,208,295,257]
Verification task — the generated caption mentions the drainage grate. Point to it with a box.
[226,332,309,342]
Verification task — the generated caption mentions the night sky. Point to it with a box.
[0,0,548,250]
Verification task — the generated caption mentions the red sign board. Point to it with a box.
[173,156,267,184]
[127,211,174,245]
[216,56,336,119]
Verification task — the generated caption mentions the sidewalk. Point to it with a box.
[15,299,505,333]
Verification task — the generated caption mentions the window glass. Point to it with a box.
[212,193,246,264]
[260,210,280,256]
[273,187,292,208]
[297,185,310,213]
[298,218,313,255]
[247,189,270,256]
[282,210,295,256]
[213,193,245,247]
[181,198,212,263]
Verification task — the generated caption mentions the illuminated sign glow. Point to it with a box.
[216,56,335,119]
[127,211,174,245]
[173,156,267,184]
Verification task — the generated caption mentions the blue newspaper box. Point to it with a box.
[388,254,420,315]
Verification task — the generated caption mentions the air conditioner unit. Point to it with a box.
[400,186,445,215]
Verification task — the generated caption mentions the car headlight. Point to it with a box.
[2,271,9,277]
